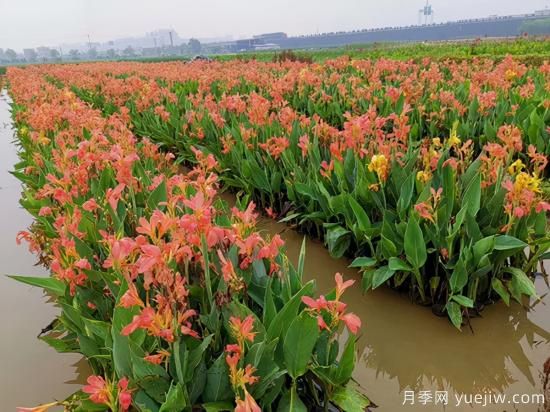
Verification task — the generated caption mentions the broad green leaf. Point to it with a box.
[451,295,474,308]
[404,216,427,269]
[276,386,307,412]
[349,257,377,268]
[372,266,396,289]
[330,382,370,412]
[9,275,65,297]
[325,225,351,259]
[283,312,319,379]
[449,259,468,293]
[159,383,186,412]
[202,402,233,412]
[494,235,527,251]
[463,172,481,217]
[388,257,412,272]
[348,196,371,233]
[203,354,232,402]
[491,278,510,306]
[333,337,356,385]
[446,301,463,330]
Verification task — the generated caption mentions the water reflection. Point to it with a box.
[258,220,550,411]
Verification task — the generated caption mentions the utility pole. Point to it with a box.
[169,31,174,47]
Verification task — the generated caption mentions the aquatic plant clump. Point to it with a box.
[31,55,550,329]
[7,67,367,411]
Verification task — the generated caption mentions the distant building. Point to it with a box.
[23,48,37,61]
[252,32,288,43]
[254,43,281,51]
[36,47,51,60]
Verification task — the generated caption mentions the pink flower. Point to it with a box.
[117,377,132,411]
[341,312,362,335]
[83,375,110,405]
[38,206,52,216]
[106,183,126,212]
[335,273,354,300]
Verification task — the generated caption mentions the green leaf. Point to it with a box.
[159,383,186,412]
[283,312,319,379]
[451,295,474,308]
[446,301,463,330]
[372,266,396,289]
[504,267,537,301]
[9,275,66,297]
[297,237,307,279]
[348,196,371,233]
[388,257,412,272]
[276,386,307,412]
[147,180,167,210]
[463,173,481,217]
[404,216,427,269]
[397,173,415,218]
[202,402,234,412]
[333,337,356,385]
[349,257,377,268]
[494,235,527,251]
[491,278,510,306]
[325,225,351,259]
[267,281,314,341]
[449,259,468,293]
[330,382,370,412]
[203,354,232,402]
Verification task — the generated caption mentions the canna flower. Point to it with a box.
[368,154,389,182]
[144,349,171,365]
[106,183,126,212]
[320,160,334,178]
[83,375,111,406]
[16,403,58,412]
[302,273,361,335]
[335,272,354,300]
[38,206,52,216]
[235,390,262,412]
[229,315,256,351]
[447,121,461,147]
[225,345,260,411]
[117,377,133,411]
[298,135,310,158]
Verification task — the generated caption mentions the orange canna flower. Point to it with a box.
[16,403,58,412]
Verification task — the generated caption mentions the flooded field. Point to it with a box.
[0,88,548,411]
[258,220,550,411]
[0,90,84,410]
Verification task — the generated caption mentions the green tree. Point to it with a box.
[188,38,202,54]
[5,48,17,62]
[69,49,80,60]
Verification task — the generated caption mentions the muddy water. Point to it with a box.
[0,90,85,410]
[258,219,550,412]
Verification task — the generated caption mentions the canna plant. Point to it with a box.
[7,67,368,411]
[23,55,550,329]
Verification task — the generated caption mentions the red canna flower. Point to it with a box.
[83,375,111,406]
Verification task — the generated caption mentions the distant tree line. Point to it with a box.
[0,38,206,65]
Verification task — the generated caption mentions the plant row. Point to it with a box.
[7,66,367,412]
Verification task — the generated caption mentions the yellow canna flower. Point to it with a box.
[368,154,389,182]
[507,159,525,176]
[448,121,461,147]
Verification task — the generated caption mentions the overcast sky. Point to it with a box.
[0,0,548,50]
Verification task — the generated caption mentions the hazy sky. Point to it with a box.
[1,0,548,50]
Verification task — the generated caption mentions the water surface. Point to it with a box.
[257,219,550,412]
